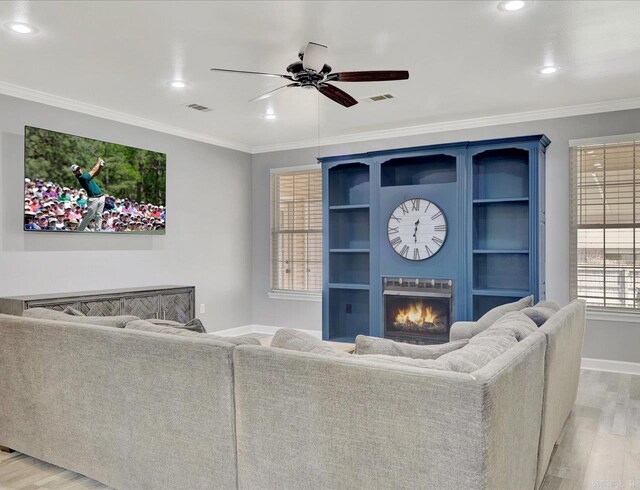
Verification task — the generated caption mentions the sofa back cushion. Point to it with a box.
[354,335,468,359]
[125,319,260,346]
[475,311,538,342]
[436,329,518,373]
[273,328,519,374]
[464,295,533,338]
[23,307,139,328]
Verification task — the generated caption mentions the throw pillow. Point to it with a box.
[537,300,561,312]
[23,307,139,328]
[466,295,533,338]
[473,311,538,342]
[520,307,554,327]
[148,318,206,333]
[63,306,85,316]
[125,319,259,346]
[184,318,206,333]
[354,335,468,359]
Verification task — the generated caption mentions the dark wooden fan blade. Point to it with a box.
[317,84,358,107]
[211,68,293,80]
[331,70,409,82]
[249,83,298,102]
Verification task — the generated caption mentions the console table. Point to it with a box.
[0,286,195,323]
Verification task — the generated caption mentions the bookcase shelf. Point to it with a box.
[473,201,529,250]
[327,288,370,340]
[329,163,370,206]
[381,154,457,187]
[473,148,529,200]
[326,162,371,341]
[329,251,370,285]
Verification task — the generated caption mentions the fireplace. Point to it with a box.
[383,278,453,344]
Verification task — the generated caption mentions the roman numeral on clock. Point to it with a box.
[413,248,420,260]
[434,224,447,232]
[425,244,433,257]
[388,227,399,234]
[399,202,409,215]
[390,214,400,223]
[431,211,443,220]
[390,236,402,247]
[400,245,409,258]
[411,199,420,211]
[432,236,444,246]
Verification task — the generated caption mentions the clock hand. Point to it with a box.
[413,219,420,243]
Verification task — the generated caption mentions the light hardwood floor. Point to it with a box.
[1,369,638,489]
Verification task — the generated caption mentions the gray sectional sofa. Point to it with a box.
[0,299,586,490]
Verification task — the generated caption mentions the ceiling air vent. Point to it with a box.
[366,93,395,102]
[186,103,212,112]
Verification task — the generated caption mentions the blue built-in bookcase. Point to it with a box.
[320,135,550,342]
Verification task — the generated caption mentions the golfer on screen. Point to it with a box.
[70,157,105,231]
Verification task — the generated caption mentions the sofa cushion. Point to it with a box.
[354,335,468,359]
[437,329,518,373]
[23,307,139,328]
[465,295,533,338]
[63,306,85,316]
[271,328,340,355]
[148,318,206,333]
[475,311,538,342]
[125,320,260,346]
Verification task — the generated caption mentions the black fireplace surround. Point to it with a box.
[383,278,453,344]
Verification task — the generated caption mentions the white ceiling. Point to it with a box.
[1,1,639,153]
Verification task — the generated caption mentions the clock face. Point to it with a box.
[387,198,447,261]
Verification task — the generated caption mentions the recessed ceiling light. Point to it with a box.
[4,22,37,34]
[498,1,527,11]
[169,80,187,88]
[262,114,277,120]
[538,65,561,75]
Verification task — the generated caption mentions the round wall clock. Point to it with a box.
[387,198,447,260]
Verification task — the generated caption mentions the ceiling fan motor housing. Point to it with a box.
[286,61,332,87]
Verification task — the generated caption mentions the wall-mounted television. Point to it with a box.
[23,126,166,234]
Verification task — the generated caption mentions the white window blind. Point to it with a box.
[570,136,640,311]
[271,168,322,293]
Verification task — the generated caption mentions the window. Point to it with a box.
[570,135,640,311]
[271,167,322,296]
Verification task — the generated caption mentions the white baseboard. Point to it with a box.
[581,357,640,376]
[212,324,322,339]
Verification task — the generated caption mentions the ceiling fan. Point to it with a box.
[211,42,409,108]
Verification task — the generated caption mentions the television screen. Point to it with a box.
[23,126,166,234]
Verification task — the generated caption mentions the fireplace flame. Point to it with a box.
[395,303,438,327]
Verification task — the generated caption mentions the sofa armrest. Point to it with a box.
[449,321,477,341]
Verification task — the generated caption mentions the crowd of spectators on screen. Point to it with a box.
[23,178,166,232]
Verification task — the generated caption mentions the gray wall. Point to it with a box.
[252,108,640,363]
[0,94,253,331]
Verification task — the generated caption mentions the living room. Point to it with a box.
[0,1,639,489]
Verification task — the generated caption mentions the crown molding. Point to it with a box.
[251,96,640,154]
[2,80,640,155]
[0,81,252,153]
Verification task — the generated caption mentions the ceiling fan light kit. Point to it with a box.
[211,41,409,107]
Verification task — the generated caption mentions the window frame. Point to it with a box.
[570,133,640,318]
[269,164,322,301]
